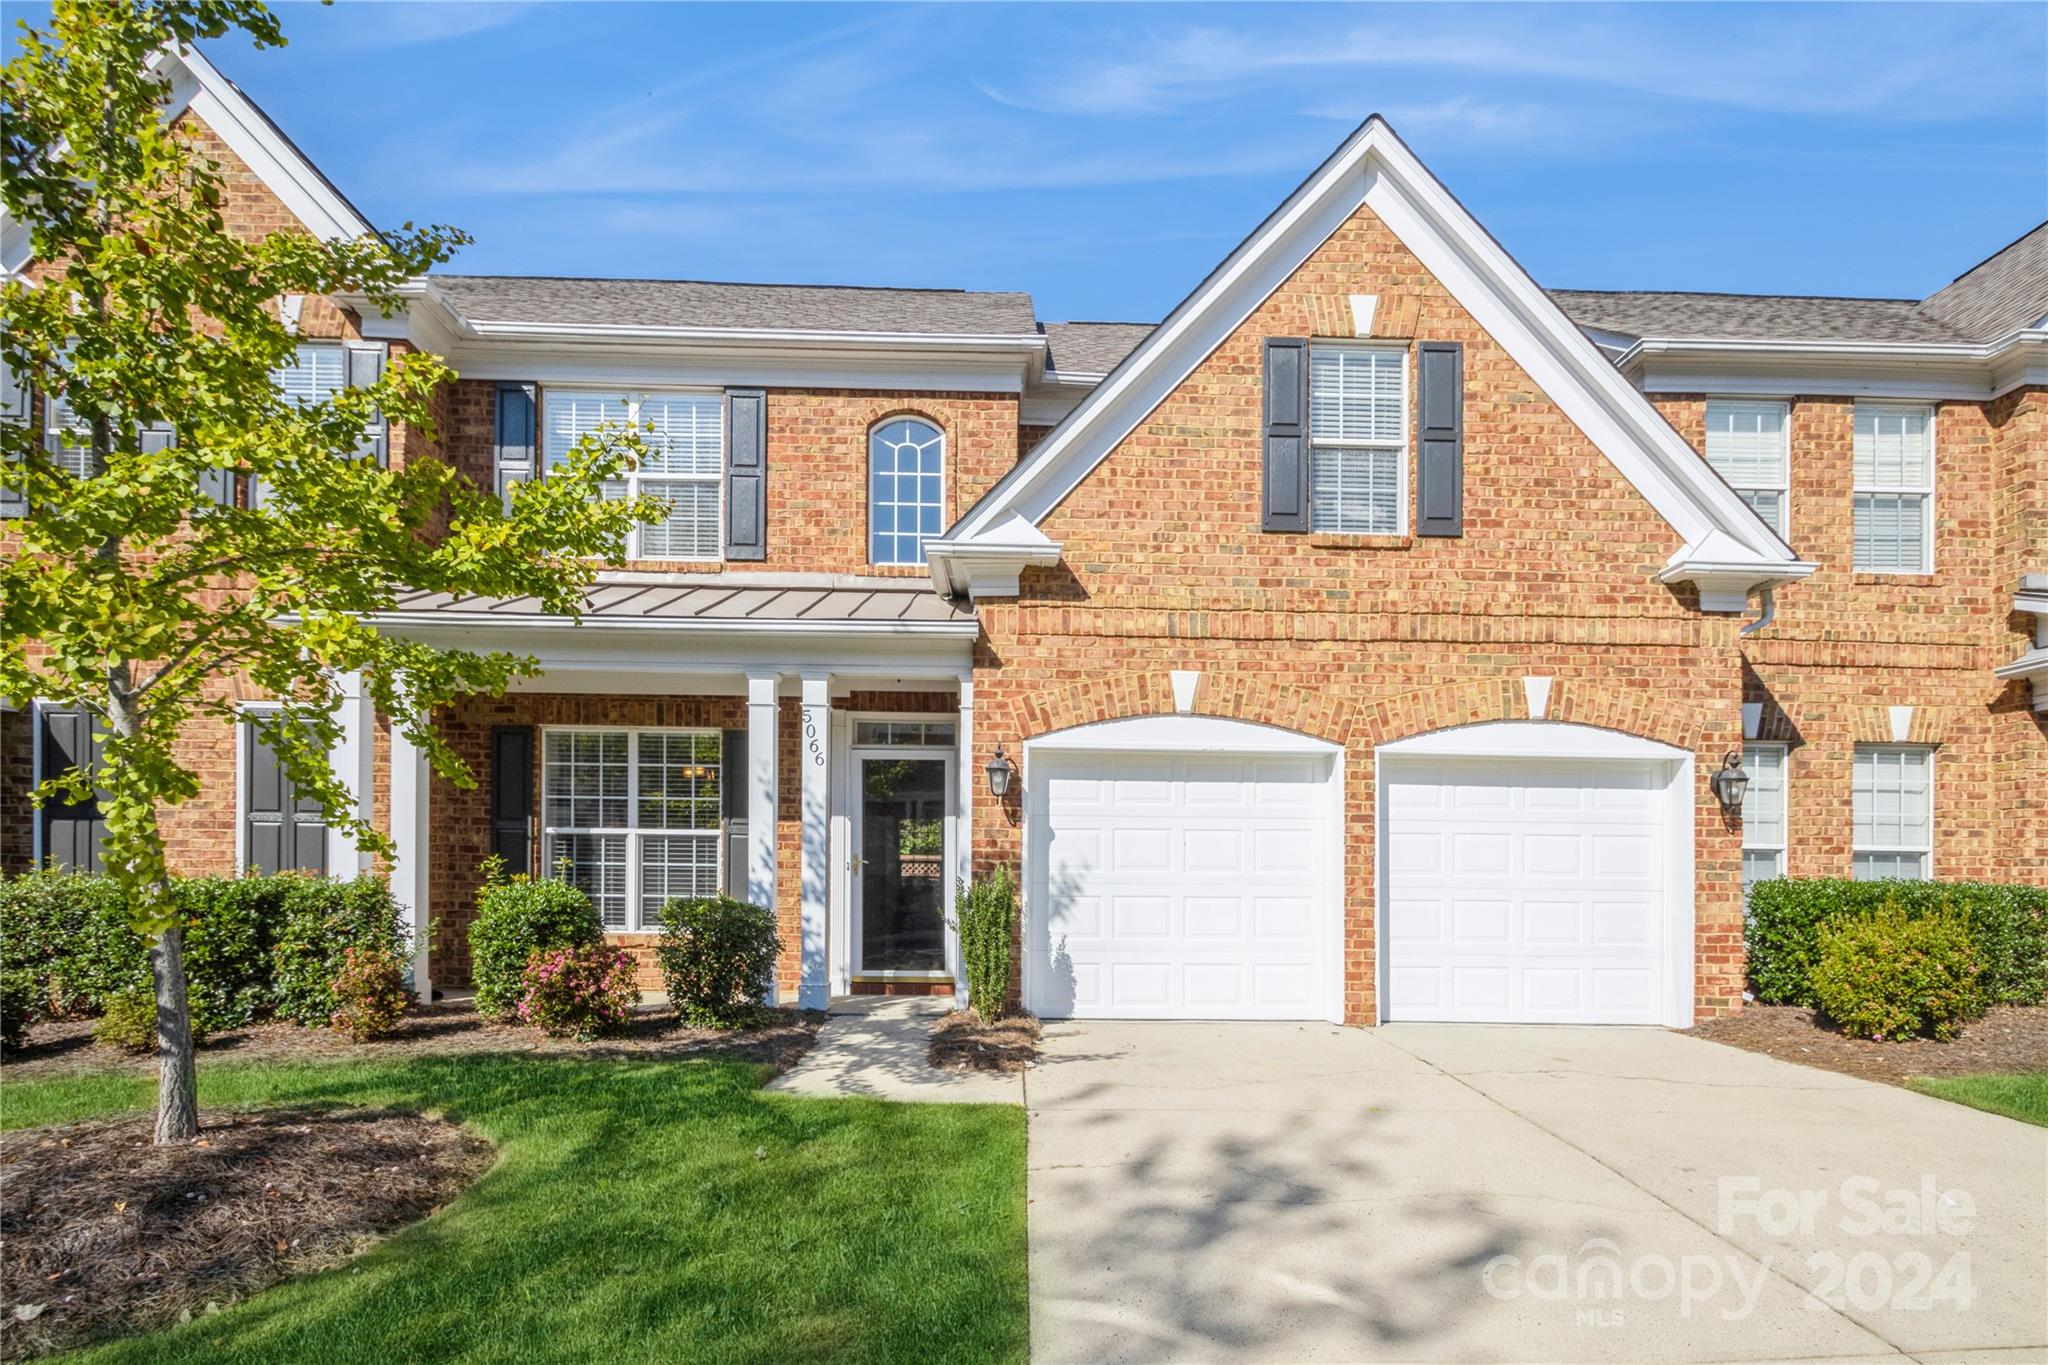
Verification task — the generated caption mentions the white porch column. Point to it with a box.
[798,673,832,1009]
[952,679,975,1007]
[324,672,375,875]
[388,722,432,1002]
[746,674,781,1004]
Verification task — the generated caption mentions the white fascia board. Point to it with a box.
[1993,646,2048,713]
[1626,333,2048,403]
[365,621,973,681]
[940,117,1800,577]
[156,46,373,242]
[925,514,1062,596]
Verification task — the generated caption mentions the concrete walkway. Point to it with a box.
[765,996,1023,1105]
[1029,1020,2046,1364]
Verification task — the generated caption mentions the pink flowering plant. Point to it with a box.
[328,945,410,1042]
[516,944,641,1041]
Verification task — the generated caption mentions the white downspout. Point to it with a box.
[1739,587,1776,639]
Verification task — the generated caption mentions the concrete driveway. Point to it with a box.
[1027,1021,2046,1364]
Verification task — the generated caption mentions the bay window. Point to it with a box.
[544,390,723,561]
[543,728,722,929]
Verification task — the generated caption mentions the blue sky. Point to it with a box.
[64,3,2048,321]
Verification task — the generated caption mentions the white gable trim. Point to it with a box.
[156,45,374,242]
[932,117,1812,606]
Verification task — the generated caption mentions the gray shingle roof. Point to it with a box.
[1918,223,2048,342]
[429,275,1039,337]
[1042,321,1157,376]
[383,575,975,629]
[1546,290,1969,345]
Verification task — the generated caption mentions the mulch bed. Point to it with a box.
[0,1106,493,1361]
[929,1010,1041,1074]
[1689,1003,2048,1084]
[1,1002,822,1083]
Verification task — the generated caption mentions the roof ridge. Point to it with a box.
[1547,286,1921,305]
[1936,221,2048,289]
[431,272,1029,297]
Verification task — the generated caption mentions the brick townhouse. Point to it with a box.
[4,47,2043,1026]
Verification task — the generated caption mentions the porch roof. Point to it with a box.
[378,573,977,635]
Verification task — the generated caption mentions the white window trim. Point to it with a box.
[540,724,724,932]
[542,387,725,564]
[867,416,948,568]
[1850,743,1935,880]
[1705,397,1790,539]
[1851,400,1936,575]
[1308,341,1410,536]
[1741,741,1788,887]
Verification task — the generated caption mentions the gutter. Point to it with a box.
[359,611,981,639]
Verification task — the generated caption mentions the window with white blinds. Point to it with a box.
[1705,400,1789,537]
[1308,344,1406,535]
[1741,742,1787,900]
[542,728,722,930]
[1851,744,1931,881]
[543,390,723,561]
[1852,403,1933,573]
[275,342,347,407]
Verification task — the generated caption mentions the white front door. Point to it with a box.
[1026,749,1337,1020]
[1382,757,1671,1024]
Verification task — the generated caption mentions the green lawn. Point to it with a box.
[1907,1071,2048,1128]
[2,1055,1028,1364]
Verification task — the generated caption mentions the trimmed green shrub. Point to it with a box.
[518,944,641,1040]
[470,867,603,1021]
[328,945,411,1041]
[0,871,405,1032]
[0,968,35,1052]
[655,896,779,1028]
[1810,902,1984,1041]
[93,987,161,1053]
[1747,878,2047,1008]
[271,876,410,1025]
[957,866,1017,1021]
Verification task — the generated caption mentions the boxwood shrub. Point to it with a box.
[1747,878,2047,1008]
[654,895,779,1028]
[469,866,603,1020]
[0,870,407,1033]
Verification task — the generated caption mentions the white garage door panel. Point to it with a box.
[1385,758,1670,1024]
[1029,753,1333,1020]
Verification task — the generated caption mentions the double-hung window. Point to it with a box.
[544,391,723,561]
[1740,742,1787,900]
[1851,744,1932,880]
[275,341,347,408]
[1308,344,1406,535]
[1853,403,1934,573]
[1705,400,1789,537]
[542,728,722,930]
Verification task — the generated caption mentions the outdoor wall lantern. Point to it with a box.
[983,744,1015,801]
[1710,751,1750,811]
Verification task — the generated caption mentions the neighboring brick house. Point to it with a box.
[4,52,2042,1026]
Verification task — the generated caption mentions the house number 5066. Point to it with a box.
[802,711,825,768]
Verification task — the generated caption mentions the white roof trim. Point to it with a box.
[155,45,373,241]
[933,116,1804,598]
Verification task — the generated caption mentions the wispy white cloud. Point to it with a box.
[319,1,537,52]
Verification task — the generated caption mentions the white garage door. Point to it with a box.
[1026,750,1336,1020]
[1383,757,1671,1024]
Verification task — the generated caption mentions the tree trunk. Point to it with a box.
[151,923,200,1143]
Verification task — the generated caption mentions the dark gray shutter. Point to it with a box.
[493,382,537,509]
[1415,341,1464,537]
[243,721,327,875]
[1262,338,1310,532]
[490,725,536,874]
[344,341,388,464]
[36,706,106,873]
[724,388,767,561]
[2,361,27,517]
[720,728,747,898]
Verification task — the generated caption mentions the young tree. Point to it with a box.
[0,0,656,1142]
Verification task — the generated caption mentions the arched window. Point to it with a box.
[869,417,945,566]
